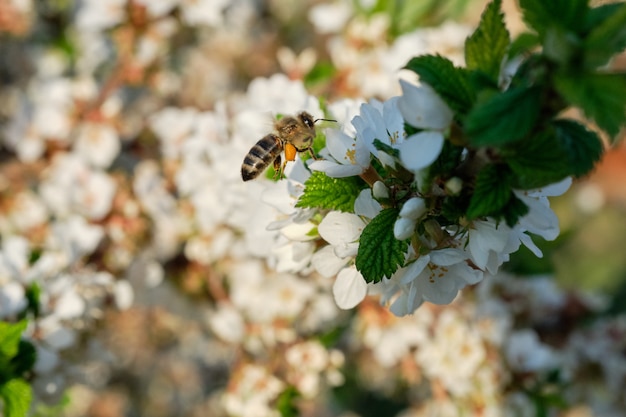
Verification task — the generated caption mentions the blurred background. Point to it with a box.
[1,1,625,416]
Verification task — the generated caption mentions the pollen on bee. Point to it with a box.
[284,142,297,161]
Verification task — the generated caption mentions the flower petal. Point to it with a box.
[309,160,365,177]
[398,131,444,171]
[312,246,348,277]
[398,79,453,130]
[333,267,368,309]
[354,189,381,218]
[318,211,364,245]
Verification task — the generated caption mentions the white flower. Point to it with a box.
[309,127,370,177]
[467,219,511,274]
[310,99,371,177]
[308,1,353,34]
[208,303,245,344]
[134,0,178,17]
[39,154,117,220]
[73,121,121,168]
[505,329,559,372]
[377,248,483,316]
[277,47,317,78]
[415,310,486,396]
[352,96,446,172]
[149,107,198,159]
[113,280,134,310]
[241,74,322,118]
[76,0,126,31]
[352,97,404,168]
[46,216,104,264]
[0,236,30,282]
[513,177,572,256]
[53,287,86,319]
[4,190,48,232]
[222,364,285,417]
[0,282,27,319]
[180,0,229,27]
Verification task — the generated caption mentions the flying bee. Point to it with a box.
[241,111,335,181]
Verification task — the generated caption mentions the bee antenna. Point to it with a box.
[314,118,337,124]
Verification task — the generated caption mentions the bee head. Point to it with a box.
[298,111,336,128]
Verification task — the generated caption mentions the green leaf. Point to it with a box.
[430,140,464,177]
[304,60,336,87]
[552,119,604,178]
[508,32,541,59]
[355,208,409,283]
[519,0,588,37]
[0,378,32,417]
[502,194,530,228]
[394,1,435,35]
[373,139,400,158]
[465,0,510,82]
[24,284,41,318]
[404,54,476,114]
[584,2,626,68]
[0,321,27,359]
[554,72,626,139]
[296,171,365,212]
[465,86,542,146]
[276,386,300,417]
[10,341,36,377]
[503,128,571,189]
[466,164,513,220]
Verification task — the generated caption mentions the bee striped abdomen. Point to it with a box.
[241,134,283,181]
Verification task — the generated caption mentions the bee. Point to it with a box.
[241,111,335,181]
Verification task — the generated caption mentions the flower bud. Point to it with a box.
[394,217,415,240]
[399,197,427,220]
[372,181,389,199]
[445,177,463,196]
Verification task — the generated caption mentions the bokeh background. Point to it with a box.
[1,1,625,416]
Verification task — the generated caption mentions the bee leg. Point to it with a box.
[281,159,288,179]
[273,154,282,180]
[307,147,318,160]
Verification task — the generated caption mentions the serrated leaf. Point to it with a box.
[554,72,626,139]
[465,0,510,82]
[503,129,571,189]
[404,54,476,114]
[508,32,541,59]
[502,194,530,227]
[552,119,604,178]
[519,0,588,37]
[373,139,400,158]
[296,171,365,212]
[430,140,464,177]
[0,378,32,417]
[584,2,626,68]
[465,86,542,146]
[355,208,408,283]
[0,321,27,359]
[466,164,513,220]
